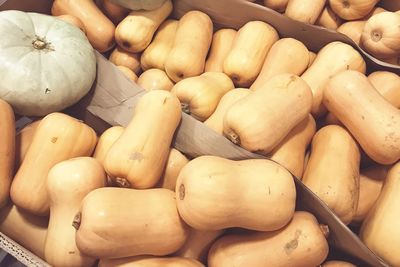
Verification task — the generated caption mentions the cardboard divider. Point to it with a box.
[0,0,394,266]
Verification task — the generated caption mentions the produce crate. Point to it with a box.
[0,0,396,266]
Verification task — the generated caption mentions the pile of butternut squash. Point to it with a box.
[0,0,399,266]
[257,0,400,65]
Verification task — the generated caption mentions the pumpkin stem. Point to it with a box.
[319,224,330,238]
[226,131,240,145]
[181,103,190,114]
[32,37,48,50]
[115,177,131,188]
[179,184,185,200]
[72,212,82,230]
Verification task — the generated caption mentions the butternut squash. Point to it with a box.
[263,0,289,12]
[51,0,115,52]
[322,261,357,267]
[301,41,366,117]
[174,229,224,263]
[308,51,316,67]
[137,69,174,91]
[176,156,296,231]
[93,126,124,166]
[204,88,250,134]
[353,165,388,223]
[171,72,234,121]
[268,115,316,178]
[361,12,400,59]
[0,204,47,259]
[368,71,400,108]
[285,0,326,24]
[302,125,360,224]
[208,211,329,267]
[329,0,379,20]
[11,113,97,216]
[360,162,400,266]
[99,256,204,267]
[165,11,213,82]
[156,148,189,191]
[15,120,41,169]
[205,29,237,72]
[223,21,278,87]
[45,157,105,267]
[140,19,179,71]
[337,21,366,45]
[75,187,189,259]
[115,0,173,53]
[109,46,141,74]
[324,70,400,164]
[316,5,343,29]
[0,99,15,208]
[250,38,309,91]
[111,0,168,11]
[56,15,86,33]
[117,66,138,82]
[224,74,312,154]
[104,90,181,188]
[98,0,129,24]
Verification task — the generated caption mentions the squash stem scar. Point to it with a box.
[72,212,81,230]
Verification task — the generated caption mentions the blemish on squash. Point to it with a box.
[72,212,81,230]
[68,251,75,254]
[51,137,58,143]
[129,152,144,161]
[45,88,51,94]
[342,0,350,8]
[284,229,301,254]
[179,184,185,200]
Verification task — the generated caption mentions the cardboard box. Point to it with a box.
[0,0,394,266]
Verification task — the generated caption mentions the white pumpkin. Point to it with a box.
[110,0,168,10]
[0,10,96,116]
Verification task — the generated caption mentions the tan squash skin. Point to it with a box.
[361,12,400,59]
[11,113,97,216]
[322,261,357,267]
[205,29,237,72]
[176,156,296,231]
[115,0,173,53]
[45,157,106,267]
[104,90,181,188]
[324,70,400,164]
[75,187,189,259]
[285,0,326,24]
[302,125,360,224]
[56,15,86,33]
[223,21,278,87]
[0,99,15,208]
[0,204,48,259]
[308,51,316,67]
[99,256,204,267]
[263,0,289,12]
[368,71,400,108]
[224,74,312,154]
[337,21,366,45]
[316,6,343,30]
[171,72,234,121]
[141,19,179,71]
[137,69,174,91]
[268,115,316,178]
[98,0,129,24]
[250,38,309,91]
[352,165,388,223]
[174,229,224,263]
[109,46,141,74]
[301,41,366,117]
[329,0,379,20]
[363,6,387,20]
[15,120,41,169]
[204,88,250,134]
[360,162,400,266]
[117,66,138,82]
[51,0,115,52]
[156,148,189,191]
[165,11,213,82]
[208,211,329,267]
[93,126,124,166]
